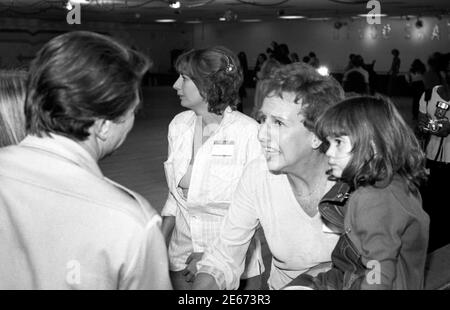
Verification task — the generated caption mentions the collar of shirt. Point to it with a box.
[19,133,103,178]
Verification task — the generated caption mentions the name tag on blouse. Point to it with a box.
[211,140,235,156]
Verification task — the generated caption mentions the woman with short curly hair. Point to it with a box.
[161,46,264,290]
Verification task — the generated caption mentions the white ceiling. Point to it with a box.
[0,0,449,24]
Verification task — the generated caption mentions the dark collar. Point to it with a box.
[319,181,352,205]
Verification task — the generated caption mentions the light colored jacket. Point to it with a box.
[162,107,264,276]
[0,134,172,290]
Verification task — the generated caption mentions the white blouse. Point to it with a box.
[162,106,264,277]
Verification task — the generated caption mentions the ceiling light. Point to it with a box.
[357,13,387,17]
[65,1,73,10]
[185,20,202,24]
[278,15,305,20]
[219,17,226,21]
[240,19,262,23]
[169,1,181,9]
[69,0,89,4]
[155,19,176,23]
[307,17,331,21]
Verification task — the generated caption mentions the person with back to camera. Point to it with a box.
[342,55,370,95]
[418,52,450,252]
[0,31,172,289]
[161,46,264,290]
[287,95,429,289]
[192,62,344,290]
[0,69,27,147]
[387,49,401,96]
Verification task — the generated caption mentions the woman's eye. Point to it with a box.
[275,120,283,126]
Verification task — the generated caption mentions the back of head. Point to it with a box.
[175,45,242,115]
[258,58,282,80]
[392,49,399,57]
[411,59,426,74]
[315,95,426,192]
[0,69,27,147]
[351,55,364,68]
[344,71,368,94]
[26,31,149,141]
[264,62,344,132]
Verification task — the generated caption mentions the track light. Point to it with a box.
[169,1,181,9]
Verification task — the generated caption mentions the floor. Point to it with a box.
[99,86,417,289]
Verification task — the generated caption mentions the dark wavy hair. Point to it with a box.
[25,31,149,141]
[315,95,427,194]
[263,62,344,146]
[175,46,242,115]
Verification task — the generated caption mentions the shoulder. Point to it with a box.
[169,110,195,128]
[242,156,270,180]
[102,178,160,227]
[348,178,418,221]
[229,110,258,128]
[168,110,195,135]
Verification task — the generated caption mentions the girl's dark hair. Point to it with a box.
[175,46,242,115]
[315,95,427,194]
[26,31,149,141]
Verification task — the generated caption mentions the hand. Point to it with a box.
[182,252,204,283]
[418,113,431,132]
[435,118,450,137]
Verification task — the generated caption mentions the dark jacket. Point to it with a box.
[288,177,429,290]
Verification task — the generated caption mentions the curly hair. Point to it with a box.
[315,95,427,194]
[175,46,243,115]
[25,31,149,141]
[264,62,344,133]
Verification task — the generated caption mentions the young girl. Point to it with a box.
[288,96,430,290]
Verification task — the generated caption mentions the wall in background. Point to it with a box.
[0,18,192,73]
[1,16,449,74]
[192,17,450,73]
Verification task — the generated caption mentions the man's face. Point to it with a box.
[257,92,315,174]
[101,94,139,158]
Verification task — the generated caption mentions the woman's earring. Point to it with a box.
[225,56,234,72]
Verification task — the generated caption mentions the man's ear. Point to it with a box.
[311,134,322,149]
[93,119,111,141]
